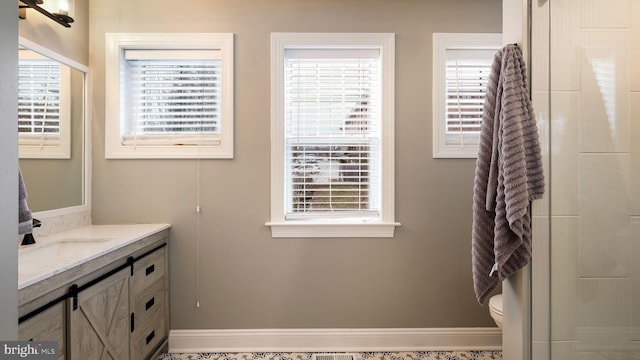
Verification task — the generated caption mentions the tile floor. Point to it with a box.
[158,351,502,360]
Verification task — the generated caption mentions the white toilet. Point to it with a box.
[489,294,503,329]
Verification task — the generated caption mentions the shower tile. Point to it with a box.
[532,216,550,342]
[577,279,630,326]
[632,93,640,216]
[551,341,579,360]
[632,0,640,91]
[532,0,549,92]
[551,91,580,216]
[581,0,630,29]
[632,218,640,341]
[580,30,631,153]
[532,91,550,217]
[551,0,581,91]
[532,341,550,360]
[577,351,636,359]
[579,154,631,278]
[551,216,579,341]
[577,279,631,346]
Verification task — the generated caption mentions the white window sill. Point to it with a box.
[104,145,233,159]
[433,146,479,159]
[266,221,401,238]
[19,144,71,159]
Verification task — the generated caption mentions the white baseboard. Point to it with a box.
[168,328,502,353]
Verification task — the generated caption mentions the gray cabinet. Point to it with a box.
[130,247,168,360]
[18,229,169,360]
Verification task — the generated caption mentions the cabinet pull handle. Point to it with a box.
[145,330,155,345]
[145,297,155,311]
[70,284,79,311]
[128,256,135,276]
[131,313,135,332]
[145,264,155,276]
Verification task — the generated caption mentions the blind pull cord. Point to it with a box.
[195,72,205,309]
[454,61,464,148]
[38,63,53,150]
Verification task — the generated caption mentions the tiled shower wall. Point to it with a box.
[532,0,640,358]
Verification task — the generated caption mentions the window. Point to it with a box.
[18,49,71,159]
[432,33,501,158]
[268,33,399,238]
[105,33,234,159]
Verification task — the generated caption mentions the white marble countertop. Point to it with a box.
[18,224,170,290]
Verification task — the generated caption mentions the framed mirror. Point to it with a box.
[18,36,90,217]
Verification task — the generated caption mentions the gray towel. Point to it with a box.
[471,44,545,304]
[18,168,33,235]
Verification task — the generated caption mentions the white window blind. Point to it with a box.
[432,33,501,158]
[284,49,381,219]
[121,49,222,146]
[18,53,71,159]
[444,49,494,146]
[18,58,62,139]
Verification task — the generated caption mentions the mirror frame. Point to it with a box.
[18,36,91,220]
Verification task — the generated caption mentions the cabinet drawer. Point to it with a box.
[19,302,65,359]
[132,247,165,295]
[133,278,165,330]
[131,311,165,360]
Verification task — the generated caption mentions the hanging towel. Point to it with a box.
[18,168,33,235]
[471,44,545,304]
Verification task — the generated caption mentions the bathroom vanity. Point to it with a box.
[18,224,170,360]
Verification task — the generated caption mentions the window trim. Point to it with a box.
[432,33,502,159]
[105,33,234,159]
[268,32,400,238]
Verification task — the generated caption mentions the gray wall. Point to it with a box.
[0,0,19,340]
[19,0,89,66]
[89,0,502,329]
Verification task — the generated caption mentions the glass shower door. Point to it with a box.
[536,0,640,358]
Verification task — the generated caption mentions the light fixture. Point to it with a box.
[19,0,74,28]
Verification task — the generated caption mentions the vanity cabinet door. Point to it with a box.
[68,267,130,360]
[18,302,65,360]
